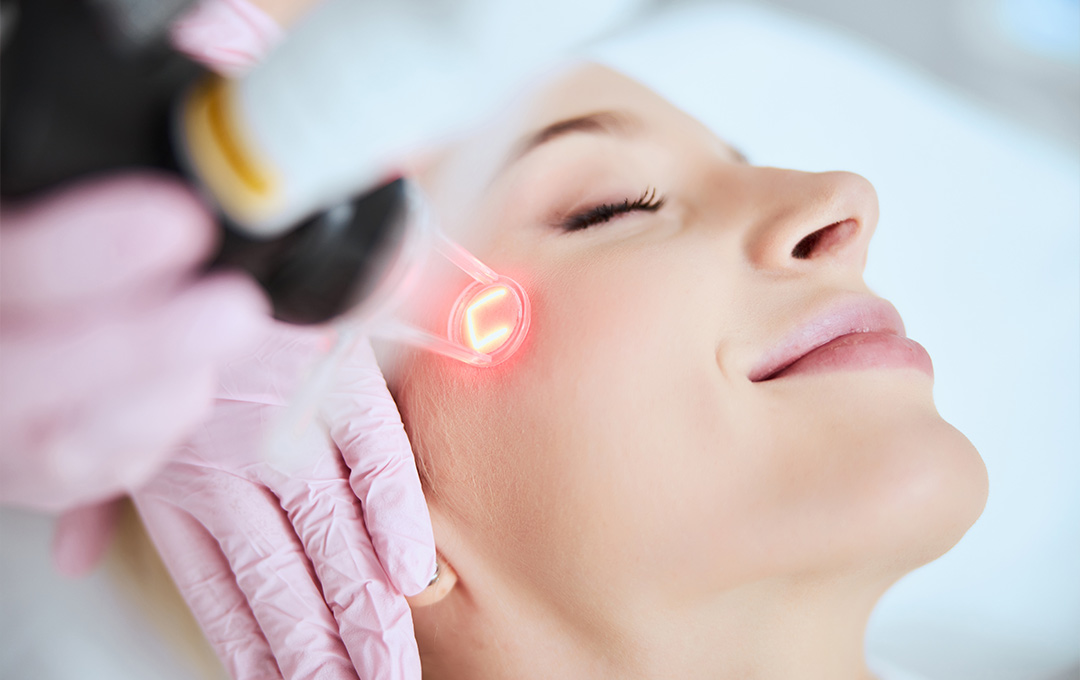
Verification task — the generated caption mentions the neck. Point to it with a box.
[630,576,882,680]
[418,571,888,680]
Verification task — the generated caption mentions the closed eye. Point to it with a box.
[561,187,666,232]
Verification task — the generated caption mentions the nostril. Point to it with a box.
[791,219,858,260]
[791,229,824,259]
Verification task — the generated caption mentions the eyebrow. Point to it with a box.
[507,111,632,167]
[505,109,749,169]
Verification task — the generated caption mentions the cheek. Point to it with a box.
[487,252,753,591]
[404,250,729,601]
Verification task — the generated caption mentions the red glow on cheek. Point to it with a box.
[464,286,514,352]
[449,278,530,366]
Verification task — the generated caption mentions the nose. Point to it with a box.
[738,169,879,273]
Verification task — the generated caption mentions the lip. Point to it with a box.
[748,296,933,382]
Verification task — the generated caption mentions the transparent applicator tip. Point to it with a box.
[264,185,530,467]
[375,319,493,366]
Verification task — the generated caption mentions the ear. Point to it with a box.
[406,555,458,607]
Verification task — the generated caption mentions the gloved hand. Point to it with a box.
[170,0,286,77]
[132,321,436,680]
[0,173,267,512]
[170,0,325,77]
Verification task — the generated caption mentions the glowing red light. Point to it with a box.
[449,278,530,366]
[465,286,512,351]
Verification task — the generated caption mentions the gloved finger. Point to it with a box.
[323,338,436,596]
[159,462,358,680]
[215,321,330,407]
[2,272,267,435]
[0,355,221,511]
[264,430,422,680]
[51,498,123,577]
[134,492,284,680]
[0,173,216,310]
[170,0,285,78]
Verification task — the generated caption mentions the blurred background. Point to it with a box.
[664,0,1079,151]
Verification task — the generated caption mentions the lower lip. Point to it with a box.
[762,332,934,381]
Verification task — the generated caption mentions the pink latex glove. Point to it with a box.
[132,321,436,680]
[0,173,267,512]
[170,0,290,77]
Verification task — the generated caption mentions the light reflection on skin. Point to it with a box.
[463,286,510,351]
[393,64,987,680]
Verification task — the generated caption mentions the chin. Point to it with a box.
[860,408,988,574]
[785,372,988,575]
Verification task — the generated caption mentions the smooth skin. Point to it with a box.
[392,64,988,679]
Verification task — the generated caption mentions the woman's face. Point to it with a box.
[396,65,986,632]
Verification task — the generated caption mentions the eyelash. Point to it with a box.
[561,187,666,232]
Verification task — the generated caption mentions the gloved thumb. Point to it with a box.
[51,499,123,577]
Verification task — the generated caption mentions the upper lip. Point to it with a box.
[748,296,907,382]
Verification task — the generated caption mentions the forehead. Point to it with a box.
[523,65,745,163]
[517,64,688,129]
[418,65,721,219]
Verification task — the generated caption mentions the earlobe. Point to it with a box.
[406,555,458,607]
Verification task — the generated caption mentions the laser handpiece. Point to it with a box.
[262,182,532,463]
[209,174,530,367]
[1,0,530,368]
